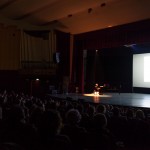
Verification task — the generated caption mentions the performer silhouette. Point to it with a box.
[94,83,100,95]
[94,83,104,95]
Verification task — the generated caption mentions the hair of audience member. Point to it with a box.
[0,106,2,120]
[30,106,44,128]
[0,142,24,150]
[109,105,113,111]
[105,104,110,110]
[112,107,120,116]
[96,104,106,114]
[45,101,57,110]
[6,105,25,123]
[87,105,95,117]
[76,104,84,114]
[66,103,74,111]
[126,108,135,119]
[93,113,107,129]
[135,109,145,120]
[39,110,62,136]
[65,109,81,125]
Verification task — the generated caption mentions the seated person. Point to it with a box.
[94,83,100,94]
[94,83,104,95]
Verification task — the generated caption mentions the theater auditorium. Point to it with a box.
[0,0,150,150]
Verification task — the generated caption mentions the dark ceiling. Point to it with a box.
[0,0,150,34]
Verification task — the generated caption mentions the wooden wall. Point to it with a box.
[0,24,20,70]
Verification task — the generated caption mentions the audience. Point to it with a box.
[0,90,150,150]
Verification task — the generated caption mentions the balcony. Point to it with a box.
[20,61,57,75]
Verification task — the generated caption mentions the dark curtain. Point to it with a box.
[55,30,70,91]
[73,40,84,93]
[73,19,150,93]
[75,19,150,49]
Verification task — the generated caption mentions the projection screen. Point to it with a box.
[133,53,150,88]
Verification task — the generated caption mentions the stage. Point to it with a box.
[49,92,150,108]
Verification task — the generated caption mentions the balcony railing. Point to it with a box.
[20,61,57,75]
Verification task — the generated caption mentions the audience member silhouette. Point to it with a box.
[61,109,87,150]
[0,105,37,150]
[37,110,72,150]
[85,113,116,150]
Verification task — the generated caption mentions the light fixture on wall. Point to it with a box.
[68,14,72,18]
[101,3,106,7]
[88,8,92,13]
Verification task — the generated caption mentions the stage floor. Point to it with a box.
[49,92,150,108]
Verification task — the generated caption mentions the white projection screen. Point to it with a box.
[133,53,150,88]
